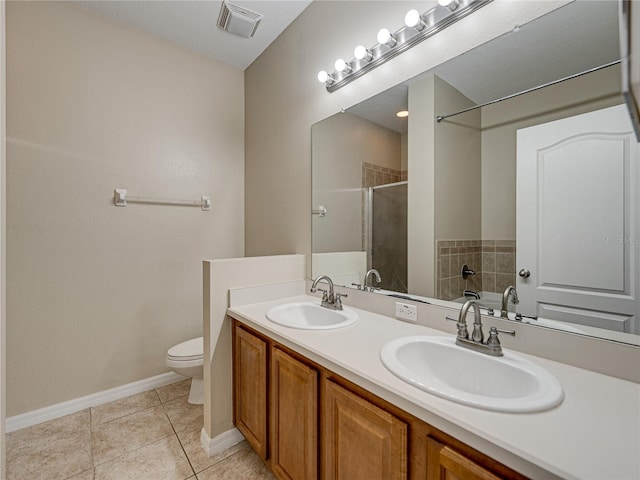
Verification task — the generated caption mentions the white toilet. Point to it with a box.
[166,337,204,405]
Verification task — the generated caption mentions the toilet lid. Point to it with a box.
[167,337,203,361]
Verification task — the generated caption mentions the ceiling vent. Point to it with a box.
[217,1,263,38]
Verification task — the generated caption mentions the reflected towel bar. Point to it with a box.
[312,205,327,217]
[114,189,211,211]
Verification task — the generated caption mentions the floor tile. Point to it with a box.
[177,428,249,474]
[94,435,194,480]
[91,391,160,427]
[156,379,191,404]
[66,469,95,479]
[92,405,174,465]
[195,448,275,480]
[7,410,92,480]
[163,396,203,434]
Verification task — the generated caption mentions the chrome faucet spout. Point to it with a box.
[310,274,334,294]
[501,286,519,318]
[310,275,346,310]
[364,269,382,292]
[445,299,515,356]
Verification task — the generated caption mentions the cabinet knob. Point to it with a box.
[518,269,531,278]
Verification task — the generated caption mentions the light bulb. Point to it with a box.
[438,0,459,11]
[404,9,425,30]
[317,70,334,85]
[354,45,373,62]
[377,28,397,47]
[396,110,409,118]
[334,58,351,73]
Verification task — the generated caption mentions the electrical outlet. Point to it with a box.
[395,302,417,323]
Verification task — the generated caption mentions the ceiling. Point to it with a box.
[70,0,312,70]
[348,0,621,133]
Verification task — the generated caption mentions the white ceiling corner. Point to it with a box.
[69,0,312,70]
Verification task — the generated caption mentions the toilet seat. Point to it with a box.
[167,337,203,363]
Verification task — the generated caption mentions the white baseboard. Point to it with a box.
[6,371,184,433]
[200,426,245,457]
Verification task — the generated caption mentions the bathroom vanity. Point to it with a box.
[227,294,640,480]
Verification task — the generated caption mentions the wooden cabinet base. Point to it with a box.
[232,319,527,480]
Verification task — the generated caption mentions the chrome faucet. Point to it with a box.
[310,275,347,310]
[501,285,520,318]
[446,300,515,357]
[364,268,382,292]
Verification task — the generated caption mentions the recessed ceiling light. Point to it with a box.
[396,110,409,118]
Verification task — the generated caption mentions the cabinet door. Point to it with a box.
[323,379,408,480]
[426,437,502,480]
[234,325,268,460]
[270,348,318,480]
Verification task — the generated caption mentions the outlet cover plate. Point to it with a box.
[395,302,417,323]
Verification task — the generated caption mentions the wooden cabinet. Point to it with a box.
[233,325,268,460]
[270,347,318,480]
[322,379,408,480]
[232,320,526,480]
[426,437,503,480]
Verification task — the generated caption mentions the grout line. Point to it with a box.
[88,408,96,479]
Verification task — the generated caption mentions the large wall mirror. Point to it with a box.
[312,0,640,346]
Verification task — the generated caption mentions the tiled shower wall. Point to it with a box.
[436,240,516,301]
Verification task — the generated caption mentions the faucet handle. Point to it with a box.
[334,292,347,310]
[487,326,515,348]
[316,288,329,301]
[494,327,516,336]
[351,283,363,290]
[446,316,469,339]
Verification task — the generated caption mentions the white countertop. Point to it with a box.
[228,295,640,480]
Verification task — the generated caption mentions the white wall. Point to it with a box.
[6,2,244,416]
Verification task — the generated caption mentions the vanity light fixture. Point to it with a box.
[334,58,352,74]
[354,45,373,62]
[377,28,397,48]
[396,110,409,118]
[317,0,491,92]
[317,70,335,85]
[404,9,426,31]
[438,0,460,12]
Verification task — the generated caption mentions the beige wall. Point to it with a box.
[244,0,566,266]
[312,112,400,253]
[481,64,622,240]
[434,76,481,241]
[203,255,305,440]
[406,75,481,297]
[407,76,436,297]
[1,0,6,473]
[6,2,244,416]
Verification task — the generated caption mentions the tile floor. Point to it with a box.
[7,379,276,480]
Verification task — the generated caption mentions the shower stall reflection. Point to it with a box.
[365,181,408,293]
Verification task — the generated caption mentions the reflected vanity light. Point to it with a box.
[316,0,492,92]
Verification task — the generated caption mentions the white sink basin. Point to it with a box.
[266,302,358,330]
[380,336,564,413]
